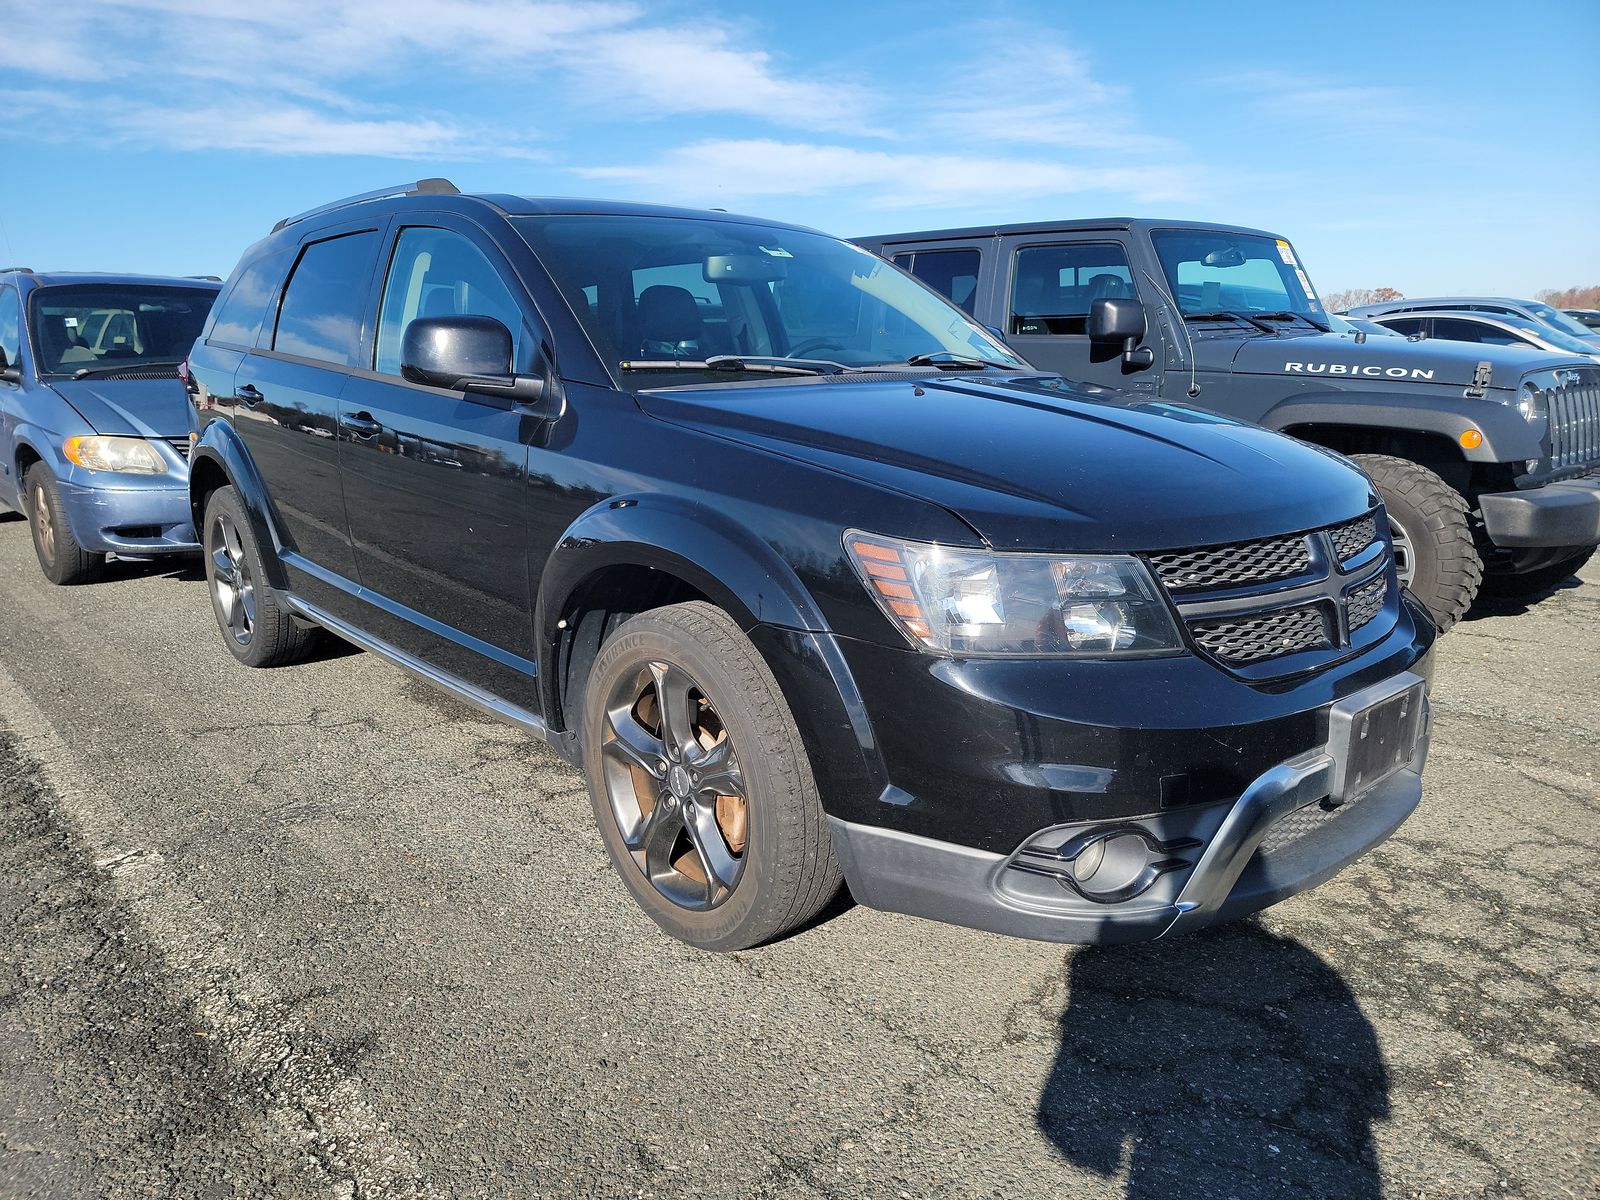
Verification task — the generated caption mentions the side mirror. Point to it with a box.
[0,348,19,384]
[400,315,546,406]
[1088,297,1154,369]
[984,324,1009,345]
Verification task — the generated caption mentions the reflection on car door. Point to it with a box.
[233,226,379,614]
[336,220,539,704]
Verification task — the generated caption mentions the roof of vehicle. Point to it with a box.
[267,178,818,239]
[1356,296,1545,310]
[851,217,1281,245]
[0,270,222,291]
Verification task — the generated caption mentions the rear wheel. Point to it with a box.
[1481,547,1593,597]
[24,463,105,585]
[582,601,841,951]
[1353,454,1482,631]
[203,486,318,667]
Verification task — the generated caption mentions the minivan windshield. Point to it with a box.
[512,214,1024,388]
[29,285,216,377]
[1151,230,1324,323]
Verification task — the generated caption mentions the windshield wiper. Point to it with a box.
[619,355,846,377]
[1252,310,1331,332]
[1183,311,1278,333]
[902,351,1017,370]
[67,360,182,380]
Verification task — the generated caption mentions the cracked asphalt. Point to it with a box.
[0,508,1595,1199]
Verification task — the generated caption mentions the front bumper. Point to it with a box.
[828,672,1429,944]
[56,478,200,556]
[1479,473,1600,548]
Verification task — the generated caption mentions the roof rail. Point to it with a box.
[1,266,34,274]
[187,275,223,282]
[271,178,460,234]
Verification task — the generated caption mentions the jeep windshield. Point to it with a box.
[512,214,1025,389]
[1151,230,1326,328]
[29,285,216,378]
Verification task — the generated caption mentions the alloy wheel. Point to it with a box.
[208,511,256,645]
[599,660,749,910]
[31,482,55,566]
[1388,515,1417,588]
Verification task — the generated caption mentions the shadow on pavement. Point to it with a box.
[1463,572,1585,622]
[1036,922,1387,1199]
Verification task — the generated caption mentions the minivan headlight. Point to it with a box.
[62,436,168,475]
[844,531,1182,657]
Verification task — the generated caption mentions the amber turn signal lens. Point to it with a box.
[1459,428,1483,450]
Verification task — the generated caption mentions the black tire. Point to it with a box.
[202,486,318,667]
[23,463,106,585]
[582,601,841,951]
[1480,547,1594,598]
[1353,454,1482,632]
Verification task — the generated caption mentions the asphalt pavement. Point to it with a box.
[0,508,1595,1199]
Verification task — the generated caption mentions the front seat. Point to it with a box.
[1087,273,1132,301]
[636,285,702,358]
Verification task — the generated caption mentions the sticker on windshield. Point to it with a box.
[64,317,79,327]
[1276,240,1297,265]
[1294,268,1315,297]
[758,246,794,258]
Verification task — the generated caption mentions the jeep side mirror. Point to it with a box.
[1088,297,1155,370]
[400,315,547,407]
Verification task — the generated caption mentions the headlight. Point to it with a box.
[844,531,1182,657]
[62,436,168,475]
[1518,380,1550,426]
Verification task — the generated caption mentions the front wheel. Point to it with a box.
[1353,454,1482,632]
[24,463,105,585]
[582,601,841,951]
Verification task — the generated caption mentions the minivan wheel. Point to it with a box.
[582,601,841,951]
[203,486,318,667]
[24,463,106,585]
[1353,454,1482,632]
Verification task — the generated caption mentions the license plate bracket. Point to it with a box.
[1326,673,1427,804]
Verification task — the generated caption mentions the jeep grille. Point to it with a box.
[1547,382,1600,471]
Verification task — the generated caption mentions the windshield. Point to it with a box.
[1497,313,1600,355]
[512,214,1024,388]
[1327,313,1400,337]
[1523,301,1600,341]
[29,285,216,377]
[1151,230,1322,319]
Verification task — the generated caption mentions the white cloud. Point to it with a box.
[578,138,1196,210]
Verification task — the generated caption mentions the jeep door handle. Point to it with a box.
[340,412,382,438]
[236,384,265,406]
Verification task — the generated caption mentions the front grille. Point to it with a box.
[1347,574,1388,631]
[1149,535,1311,592]
[165,436,192,461]
[1548,383,1600,471]
[1329,514,1378,562]
[1190,604,1331,665]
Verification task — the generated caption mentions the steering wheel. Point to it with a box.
[787,337,846,359]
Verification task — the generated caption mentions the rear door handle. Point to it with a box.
[236,384,264,406]
[340,412,382,438]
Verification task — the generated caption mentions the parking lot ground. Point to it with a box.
[0,508,1596,1200]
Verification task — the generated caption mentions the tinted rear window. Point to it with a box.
[209,252,290,348]
[272,232,378,366]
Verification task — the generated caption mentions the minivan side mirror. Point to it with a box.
[400,315,547,406]
[1088,297,1155,369]
[0,349,19,384]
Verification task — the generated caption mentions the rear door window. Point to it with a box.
[1010,243,1135,335]
[894,249,981,315]
[272,232,379,366]
[209,253,290,349]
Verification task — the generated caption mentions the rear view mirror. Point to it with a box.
[704,254,787,285]
[1201,245,1246,269]
[401,315,546,406]
[1088,297,1154,370]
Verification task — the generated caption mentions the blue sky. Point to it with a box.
[2,0,1596,297]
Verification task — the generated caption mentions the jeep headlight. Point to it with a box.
[845,531,1181,657]
[62,435,168,475]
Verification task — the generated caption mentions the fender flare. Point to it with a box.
[1259,392,1541,465]
[187,421,292,590]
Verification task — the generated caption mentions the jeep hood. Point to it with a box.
[47,378,194,439]
[639,374,1374,552]
[1222,329,1584,389]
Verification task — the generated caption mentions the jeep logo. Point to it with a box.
[1285,362,1435,380]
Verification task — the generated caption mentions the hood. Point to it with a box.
[46,378,196,438]
[639,374,1375,552]
[1223,328,1586,389]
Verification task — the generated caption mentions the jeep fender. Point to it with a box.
[534,494,888,813]
[1260,392,1542,465]
[187,421,292,590]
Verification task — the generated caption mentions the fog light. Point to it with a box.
[1070,831,1153,898]
[1012,824,1201,904]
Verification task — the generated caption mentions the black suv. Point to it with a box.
[186,182,1435,951]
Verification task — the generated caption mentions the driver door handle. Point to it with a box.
[340,411,382,438]
[235,384,264,407]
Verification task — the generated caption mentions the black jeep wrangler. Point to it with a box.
[857,220,1600,629]
[185,182,1435,951]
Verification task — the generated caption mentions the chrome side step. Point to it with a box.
[284,594,554,743]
